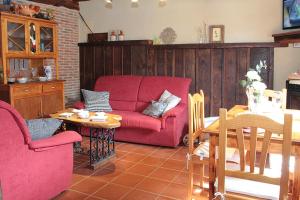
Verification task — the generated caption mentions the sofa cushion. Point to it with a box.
[81,89,112,112]
[136,102,149,112]
[111,110,162,132]
[110,100,136,111]
[94,76,143,111]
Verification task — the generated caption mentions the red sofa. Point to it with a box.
[0,101,82,200]
[75,75,191,147]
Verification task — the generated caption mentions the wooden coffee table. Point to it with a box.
[50,109,122,169]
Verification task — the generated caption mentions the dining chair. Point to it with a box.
[217,108,292,199]
[187,91,207,200]
[187,91,237,199]
[264,88,287,109]
[265,88,294,194]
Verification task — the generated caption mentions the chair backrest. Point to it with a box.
[0,100,31,144]
[188,90,205,153]
[264,88,287,109]
[218,108,292,199]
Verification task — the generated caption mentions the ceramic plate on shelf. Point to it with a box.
[159,27,177,44]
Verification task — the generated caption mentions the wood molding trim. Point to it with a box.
[30,0,89,10]
[272,31,300,47]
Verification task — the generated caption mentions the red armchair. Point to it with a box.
[0,100,82,200]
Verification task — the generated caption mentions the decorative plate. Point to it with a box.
[159,27,177,44]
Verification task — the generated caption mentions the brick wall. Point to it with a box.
[23,0,80,104]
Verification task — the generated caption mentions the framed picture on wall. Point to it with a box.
[283,0,300,29]
[209,25,225,43]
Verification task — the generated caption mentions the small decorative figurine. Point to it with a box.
[118,30,124,41]
[110,31,116,41]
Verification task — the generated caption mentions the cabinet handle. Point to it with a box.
[51,86,55,89]
[24,89,29,92]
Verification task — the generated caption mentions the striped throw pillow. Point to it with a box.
[26,118,62,141]
[81,89,112,112]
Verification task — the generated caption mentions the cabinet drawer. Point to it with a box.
[13,85,42,97]
[43,83,63,92]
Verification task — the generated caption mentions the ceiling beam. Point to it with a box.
[29,0,89,10]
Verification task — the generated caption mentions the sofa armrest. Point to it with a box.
[161,104,187,129]
[29,131,82,151]
[73,101,85,109]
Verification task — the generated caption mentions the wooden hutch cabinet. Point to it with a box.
[0,12,64,119]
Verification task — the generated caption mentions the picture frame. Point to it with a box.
[283,0,300,30]
[209,25,225,43]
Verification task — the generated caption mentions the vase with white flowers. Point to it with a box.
[240,60,267,112]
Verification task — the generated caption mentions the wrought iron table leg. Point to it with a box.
[89,127,116,169]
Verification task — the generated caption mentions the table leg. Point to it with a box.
[89,127,93,167]
[292,147,300,200]
[209,135,217,199]
[89,128,115,169]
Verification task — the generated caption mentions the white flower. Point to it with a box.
[246,71,261,81]
[256,60,267,74]
[252,81,267,91]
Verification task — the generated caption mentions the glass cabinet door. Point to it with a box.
[7,21,26,53]
[29,22,37,54]
[40,26,54,54]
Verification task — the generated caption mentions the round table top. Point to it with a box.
[50,108,122,129]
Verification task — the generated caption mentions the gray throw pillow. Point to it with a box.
[143,101,168,118]
[159,90,181,113]
[26,118,62,141]
[81,89,112,112]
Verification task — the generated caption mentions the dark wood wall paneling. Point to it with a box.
[79,40,277,116]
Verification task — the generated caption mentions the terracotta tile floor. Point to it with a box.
[54,139,209,200]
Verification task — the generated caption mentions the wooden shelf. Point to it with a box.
[78,40,153,46]
[153,42,280,49]
[272,30,300,47]
[79,40,280,48]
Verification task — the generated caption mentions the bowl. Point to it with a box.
[78,111,89,119]
[7,77,16,83]
[38,76,47,82]
[17,77,28,84]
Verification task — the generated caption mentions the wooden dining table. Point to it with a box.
[203,105,300,200]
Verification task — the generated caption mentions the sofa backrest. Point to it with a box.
[94,76,143,111]
[94,75,191,112]
[136,76,191,112]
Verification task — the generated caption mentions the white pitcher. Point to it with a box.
[44,65,52,80]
